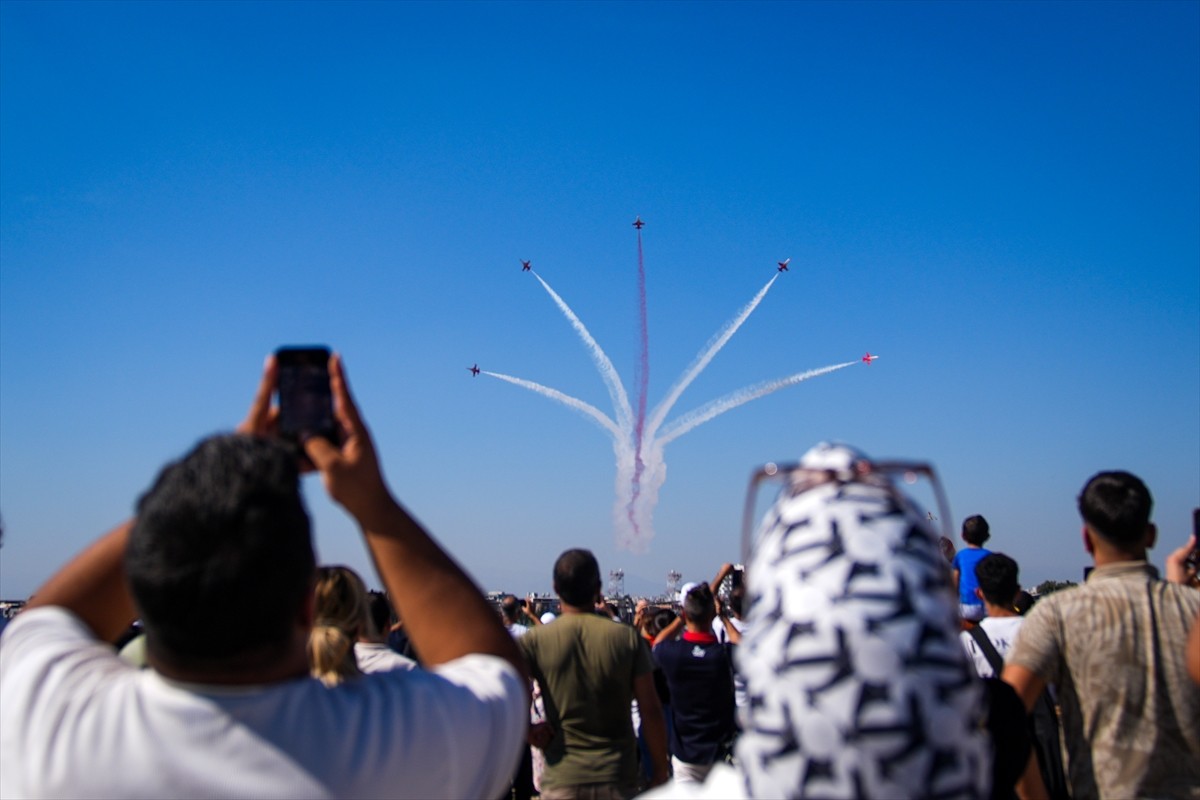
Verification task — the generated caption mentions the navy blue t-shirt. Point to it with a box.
[652,632,735,765]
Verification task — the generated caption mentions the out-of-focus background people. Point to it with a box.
[952,515,994,624]
[309,564,368,686]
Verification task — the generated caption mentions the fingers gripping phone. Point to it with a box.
[1186,508,1200,575]
[275,346,340,451]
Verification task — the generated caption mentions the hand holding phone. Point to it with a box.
[275,346,341,448]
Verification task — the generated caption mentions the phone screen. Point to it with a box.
[275,346,338,446]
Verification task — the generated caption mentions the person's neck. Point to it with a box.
[558,601,591,616]
[1092,550,1147,568]
[982,602,1018,618]
[684,617,714,634]
[146,624,313,686]
[150,646,310,686]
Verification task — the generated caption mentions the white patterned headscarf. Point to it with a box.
[735,443,990,799]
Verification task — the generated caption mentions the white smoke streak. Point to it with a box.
[656,361,858,445]
[490,265,860,554]
[644,274,778,442]
[532,272,634,436]
[484,372,623,440]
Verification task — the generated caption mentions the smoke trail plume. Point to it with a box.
[486,231,864,553]
[531,272,634,436]
[484,372,622,440]
[628,230,651,537]
[656,361,858,445]
[644,274,779,442]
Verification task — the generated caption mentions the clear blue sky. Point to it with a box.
[2,0,1197,600]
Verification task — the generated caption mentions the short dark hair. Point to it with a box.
[1078,471,1152,548]
[974,553,1019,607]
[682,583,715,623]
[367,591,392,637]
[500,594,521,623]
[126,435,315,666]
[962,515,991,546]
[553,549,601,608]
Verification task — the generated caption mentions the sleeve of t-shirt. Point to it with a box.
[1004,599,1063,686]
[0,607,135,799]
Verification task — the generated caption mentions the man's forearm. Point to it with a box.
[25,520,138,643]
[358,496,528,686]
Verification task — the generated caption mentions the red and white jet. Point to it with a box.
[467,364,481,376]
[862,352,879,364]
[521,260,531,271]
[777,258,791,272]
[632,216,645,229]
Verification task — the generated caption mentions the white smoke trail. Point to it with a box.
[644,274,779,442]
[484,372,624,440]
[531,272,634,436]
[655,361,858,445]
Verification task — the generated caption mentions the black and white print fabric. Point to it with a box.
[736,443,991,799]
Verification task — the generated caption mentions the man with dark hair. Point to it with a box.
[501,594,530,638]
[0,354,528,798]
[517,548,669,798]
[356,591,418,673]
[652,582,736,786]
[1003,470,1200,799]
[960,553,1023,678]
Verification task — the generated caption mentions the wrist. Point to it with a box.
[350,490,404,533]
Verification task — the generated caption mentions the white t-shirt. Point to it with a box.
[353,641,418,674]
[959,615,1025,678]
[0,607,525,799]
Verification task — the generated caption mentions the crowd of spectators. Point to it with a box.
[1,353,1197,799]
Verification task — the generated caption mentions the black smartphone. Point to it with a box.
[275,346,339,448]
[1186,508,1200,574]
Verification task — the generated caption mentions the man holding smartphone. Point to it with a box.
[0,353,530,799]
[1001,471,1200,799]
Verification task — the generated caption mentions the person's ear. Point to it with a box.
[1144,522,1157,550]
[1082,525,1095,556]
[974,587,985,602]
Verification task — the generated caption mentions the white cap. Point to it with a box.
[540,612,557,624]
[678,581,700,604]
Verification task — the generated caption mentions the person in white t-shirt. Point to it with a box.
[355,590,418,674]
[501,594,530,638]
[959,552,1025,678]
[0,353,527,799]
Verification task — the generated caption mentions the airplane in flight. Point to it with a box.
[862,352,879,364]
[521,260,531,271]
[632,216,644,229]
[467,364,480,376]
[777,258,791,272]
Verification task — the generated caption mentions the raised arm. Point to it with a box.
[23,520,138,643]
[303,355,528,688]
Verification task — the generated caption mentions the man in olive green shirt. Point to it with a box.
[519,549,668,799]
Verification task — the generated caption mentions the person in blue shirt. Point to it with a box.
[952,515,993,623]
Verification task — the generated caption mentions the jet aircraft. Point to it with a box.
[862,352,879,364]
[777,258,791,272]
[632,216,644,229]
[521,260,531,271]
[467,364,480,376]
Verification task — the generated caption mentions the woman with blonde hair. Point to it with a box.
[309,565,368,686]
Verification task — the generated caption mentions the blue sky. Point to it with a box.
[2,1,1197,600]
